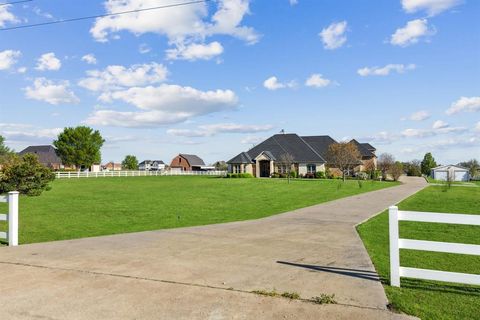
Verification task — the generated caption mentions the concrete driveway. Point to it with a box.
[0,177,426,319]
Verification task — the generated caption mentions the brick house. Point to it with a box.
[170,154,207,171]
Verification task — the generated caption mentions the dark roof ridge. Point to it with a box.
[297,135,326,162]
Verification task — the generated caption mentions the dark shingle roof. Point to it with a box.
[180,154,205,166]
[349,139,375,158]
[301,135,337,159]
[18,145,62,165]
[361,143,376,152]
[227,152,252,164]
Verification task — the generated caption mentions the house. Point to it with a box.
[349,139,377,171]
[170,154,208,171]
[139,160,165,171]
[103,162,122,171]
[18,145,66,170]
[431,165,470,181]
[227,133,376,177]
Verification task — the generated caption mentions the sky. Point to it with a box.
[0,0,479,165]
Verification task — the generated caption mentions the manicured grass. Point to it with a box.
[0,176,396,244]
[357,186,480,320]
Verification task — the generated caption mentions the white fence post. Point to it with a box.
[389,205,400,287]
[8,191,19,246]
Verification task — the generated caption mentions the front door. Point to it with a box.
[259,160,270,177]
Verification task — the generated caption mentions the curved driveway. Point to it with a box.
[0,177,426,319]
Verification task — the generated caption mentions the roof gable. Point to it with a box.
[180,154,205,166]
[18,145,62,164]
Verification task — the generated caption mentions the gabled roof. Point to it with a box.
[432,164,468,171]
[227,152,252,164]
[18,145,62,165]
[349,139,375,158]
[180,154,205,166]
[301,135,337,160]
[139,160,152,165]
[361,143,376,152]
[152,160,165,164]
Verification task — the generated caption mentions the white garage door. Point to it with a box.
[434,170,448,181]
[454,170,469,182]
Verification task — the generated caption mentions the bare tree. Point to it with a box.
[326,142,362,182]
[390,162,404,181]
[377,153,395,180]
[363,158,376,179]
[278,153,295,184]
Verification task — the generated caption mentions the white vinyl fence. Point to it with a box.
[55,170,227,179]
[0,191,19,246]
[389,206,480,287]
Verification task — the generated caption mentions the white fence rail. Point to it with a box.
[55,170,227,179]
[0,191,19,246]
[389,206,480,287]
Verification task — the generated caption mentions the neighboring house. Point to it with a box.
[431,165,470,182]
[18,145,66,170]
[139,160,165,171]
[103,162,122,171]
[349,139,377,172]
[170,154,208,171]
[227,133,376,177]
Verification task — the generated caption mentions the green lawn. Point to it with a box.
[0,176,396,244]
[357,186,480,320]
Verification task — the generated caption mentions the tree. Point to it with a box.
[122,155,138,170]
[404,160,422,177]
[363,158,376,179]
[458,159,479,178]
[53,126,104,170]
[326,142,361,181]
[421,152,437,176]
[377,153,395,180]
[390,161,404,181]
[0,135,13,157]
[0,153,55,196]
[278,153,295,183]
[214,161,228,171]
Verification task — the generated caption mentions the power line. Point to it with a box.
[0,0,33,7]
[0,0,210,31]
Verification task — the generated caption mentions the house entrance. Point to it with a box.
[259,160,270,177]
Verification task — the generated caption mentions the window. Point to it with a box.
[307,164,316,174]
[233,164,242,173]
[277,165,288,174]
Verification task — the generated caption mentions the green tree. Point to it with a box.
[53,126,104,170]
[421,152,437,176]
[122,155,139,170]
[0,153,55,196]
[458,159,479,178]
[0,135,13,157]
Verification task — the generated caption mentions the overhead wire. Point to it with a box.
[0,0,33,7]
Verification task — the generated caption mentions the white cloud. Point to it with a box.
[17,66,27,73]
[78,62,168,92]
[401,0,462,16]
[0,50,21,70]
[289,0,298,5]
[263,76,296,90]
[357,64,416,76]
[25,78,79,105]
[81,54,97,65]
[360,131,398,145]
[390,19,435,47]
[401,126,466,138]
[446,96,480,115]
[475,122,480,133]
[90,0,259,54]
[139,43,151,54]
[432,120,449,129]
[305,74,332,88]
[408,110,430,121]
[241,135,265,145]
[166,41,224,61]
[35,52,62,71]
[319,21,348,50]
[167,123,274,137]
[85,84,238,127]
[0,5,18,27]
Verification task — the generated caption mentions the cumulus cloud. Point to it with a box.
[390,19,435,47]
[166,41,224,61]
[305,74,332,88]
[81,54,97,65]
[78,62,168,92]
[90,0,259,60]
[263,76,296,90]
[408,110,430,121]
[357,64,416,76]
[401,0,462,16]
[85,84,238,127]
[360,131,398,145]
[25,78,79,105]
[167,123,274,137]
[446,96,480,115]
[432,120,449,129]
[0,5,18,27]
[241,135,265,145]
[0,50,21,70]
[401,126,466,138]
[35,52,62,71]
[289,0,298,5]
[319,21,348,50]
[475,122,480,133]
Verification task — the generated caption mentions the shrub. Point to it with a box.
[225,173,253,178]
[356,172,368,180]
[289,171,297,178]
[0,153,55,196]
[315,171,326,179]
[311,294,336,304]
[271,172,280,178]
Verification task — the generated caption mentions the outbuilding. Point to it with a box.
[431,165,470,182]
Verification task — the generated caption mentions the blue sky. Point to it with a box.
[0,0,479,165]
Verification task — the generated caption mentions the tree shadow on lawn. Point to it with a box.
[277,261,381,281]
[398,278,480,297]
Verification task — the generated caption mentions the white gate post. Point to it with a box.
[389,206,400,287]
[8,191,19,246]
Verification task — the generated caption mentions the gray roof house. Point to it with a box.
[227,133,376,177]
[18,145,64,169]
